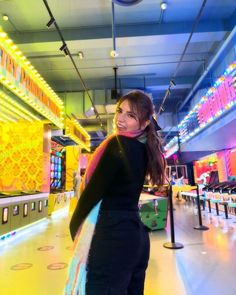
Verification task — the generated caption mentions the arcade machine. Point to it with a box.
[50,150,64,192]
[48,143,68,215]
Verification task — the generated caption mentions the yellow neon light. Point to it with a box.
[0,77,63,128]
[0,111,17,122]
[0,117,7,123]
[0,98,32,122]
[0,27,65,128]
[0,104,23,121]
[64,119,91,151]
[0,91,40,121]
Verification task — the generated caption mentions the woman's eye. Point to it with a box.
[128,113,137,119]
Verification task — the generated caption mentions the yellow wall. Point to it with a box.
[0,122,49,192]
[65,146,80,191]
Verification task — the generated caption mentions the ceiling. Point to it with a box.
[0,0,235,147]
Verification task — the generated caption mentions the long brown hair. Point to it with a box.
[117,90,166,185]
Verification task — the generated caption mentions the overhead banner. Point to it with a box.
[65,119,90,151]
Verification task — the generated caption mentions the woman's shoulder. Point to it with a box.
[108,135,146,153]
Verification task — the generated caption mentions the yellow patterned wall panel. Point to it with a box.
[0,122,45,192]
[65,146,80,191]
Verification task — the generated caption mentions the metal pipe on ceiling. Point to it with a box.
[111,2,116,54]
[42,0,104,130]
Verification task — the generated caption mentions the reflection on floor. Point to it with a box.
[0,201,236,295]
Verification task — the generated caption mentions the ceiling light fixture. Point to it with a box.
[46,17,55,28]
[160,2,167,10]
[110,2,119,58]
[110,50,119,58]
[2,14,9,21]
[63,48,69,56]
[60,43,67,51]
[59,43,69,56]
[78,51,84,59]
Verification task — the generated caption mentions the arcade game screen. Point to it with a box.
[50,149,64,191]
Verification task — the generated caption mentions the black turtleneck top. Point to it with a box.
[69,135,148,240]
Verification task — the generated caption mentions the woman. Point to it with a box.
[65,90,166,295]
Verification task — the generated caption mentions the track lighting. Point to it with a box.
[59,43,68,56]
[63,48,69,56]
[46,17,55,28]
[160,2,167,10]
[43,0,104,130]
[60,43,67,51]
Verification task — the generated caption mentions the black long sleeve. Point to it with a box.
[69,137,123,240]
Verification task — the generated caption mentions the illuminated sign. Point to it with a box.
[179,62,236,143]
[0,28,64,128]
[164,136,179,158]
[65,119,90,151]
[198,76,235,125]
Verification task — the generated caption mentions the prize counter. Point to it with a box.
[0,191,49,236]
[48,190,74,215]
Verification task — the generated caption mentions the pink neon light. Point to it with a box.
[198,75,236,125]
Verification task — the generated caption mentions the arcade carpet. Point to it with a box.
[0,201,236,295]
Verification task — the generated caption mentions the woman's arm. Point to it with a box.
[69,137,122,240]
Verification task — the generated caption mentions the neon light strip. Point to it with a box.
[0,28,64,128]
[0,218,48,243]
[65,119,91,151]
[179,61,236,143]
[0,111,17,122]
[0,91,40,121]
[164,136,179,158]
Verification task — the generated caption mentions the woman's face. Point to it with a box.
[114,100,148,132]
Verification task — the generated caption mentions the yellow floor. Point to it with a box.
[1,202,236,295]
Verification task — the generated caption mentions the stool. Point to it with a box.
[206,199,211,213]
[228,202,236,217]
[219,201,229,219]
[199,195,207,211]
[210,199,221,216]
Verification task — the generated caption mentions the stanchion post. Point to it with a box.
[194,185,209,231]
[163,185,184,249]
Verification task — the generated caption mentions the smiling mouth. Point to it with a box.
[117,124,126,130]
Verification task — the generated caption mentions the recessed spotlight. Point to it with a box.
[110,50,119,58]
[2,14,9,21]
[78,51,84,59]
[160,2,167,10]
